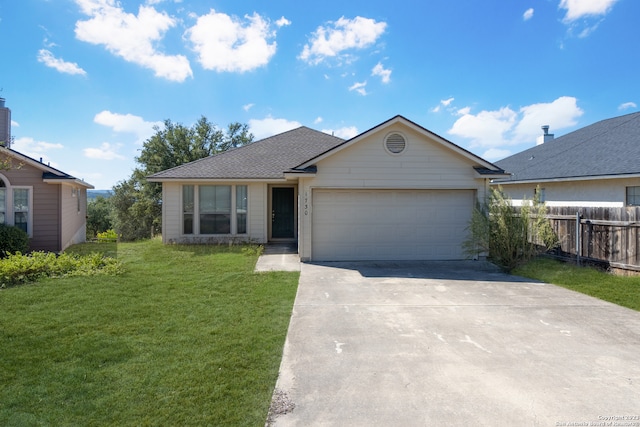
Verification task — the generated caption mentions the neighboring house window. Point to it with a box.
[626,186,640,206]
[199,185,231,234]
[0,177,31,236]
[236,185,247,234]
[72,187,81,213]
[183,185,194,234]
[534,187,546,202]
[0,178,5,224]
[182,185,247,235]
[13,188,29,234]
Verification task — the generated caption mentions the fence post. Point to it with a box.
[576,212,581,265]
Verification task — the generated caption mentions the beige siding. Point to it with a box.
[162,182,181,243]
[298,123,488,260]
[497,177,640,207]
[60,184,88,250]
[161,181,268,244]
[307,125,479,189]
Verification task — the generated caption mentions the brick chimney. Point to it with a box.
[0,97,11,148]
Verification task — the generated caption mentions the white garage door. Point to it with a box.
[312,189,475,261]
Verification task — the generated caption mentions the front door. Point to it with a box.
[272,187,295,239]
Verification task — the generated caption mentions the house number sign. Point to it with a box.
[304,191,309,216]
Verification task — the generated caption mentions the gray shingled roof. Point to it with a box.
[148,126,345,180]
[494,111,640,183]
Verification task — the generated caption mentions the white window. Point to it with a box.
[182,185,248,235]
[0,178,6,224]
[0,175,32,236]
[13,188,29,234]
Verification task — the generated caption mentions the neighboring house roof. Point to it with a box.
[148,126,345,180]
[494,111,640,183]
[149,115,506,181]
[0,146,94,188]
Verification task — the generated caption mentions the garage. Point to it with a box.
[311,189,475,261]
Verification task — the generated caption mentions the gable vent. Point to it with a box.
[385,133,406,154]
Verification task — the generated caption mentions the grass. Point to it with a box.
[513,257,640,311]
[0,239,299,426]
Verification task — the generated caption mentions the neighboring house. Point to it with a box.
[493,112,640,207]
[148,115,506,261]
[0,146,94,252]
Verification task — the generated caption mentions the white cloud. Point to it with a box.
[431,97,455,113]
[12,137,64,166]
[449,107,518,148]
[314,117,323,124]
[186,10,278,73]
[299,16,387,65]
[37,49,87,76]
[322,126,358,139]
[448,96,583,149]
[348,81,367,96]
[248,116,302,140]
[513,96,583,141]
[457,106,471,115]
[74,0,192,82]
[83,142,126,160]
[559,0,618,22]
[243,103,255,112]
[523,8,534,21]
[371,62,391,83]
[619,102,637,110]
[11,120,19,127]
[482,148,512,161]
[276,16,291,27]
[93,110,162,143]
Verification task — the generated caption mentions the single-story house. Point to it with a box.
[0,146,94,252]
[493,111,640,207]
[148,115,507,261]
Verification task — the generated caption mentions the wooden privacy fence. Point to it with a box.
[545,206,640,273]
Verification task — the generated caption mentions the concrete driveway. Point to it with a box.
[269,261,640,426]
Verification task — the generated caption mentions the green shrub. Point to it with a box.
[0,224,29,257]
[464,186,558,272]
[97,229,118,241]
[0,251,123,288]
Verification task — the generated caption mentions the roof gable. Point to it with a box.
[295,115,504,173]
[495,112,640,183]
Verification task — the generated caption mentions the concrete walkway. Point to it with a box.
[255,243,300,272]
[268,260,640,426]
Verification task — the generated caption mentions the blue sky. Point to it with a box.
[0,0,637,189]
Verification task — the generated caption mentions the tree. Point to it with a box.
[464,186,558,271]
[111,117,253,241]
[87,196,113,238]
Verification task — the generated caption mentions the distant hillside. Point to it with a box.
[88,190,113,201]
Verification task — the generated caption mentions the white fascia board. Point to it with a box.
[492,173,640,185]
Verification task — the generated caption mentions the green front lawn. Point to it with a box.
[0,239,299,426]
[513,257,640,311]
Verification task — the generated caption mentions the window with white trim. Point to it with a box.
[0,175,32,236]
[13,188,29,234]
[182,185,247,235]
[0,178,5,224]
[626,186,640,206]
[183,185,194,234]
